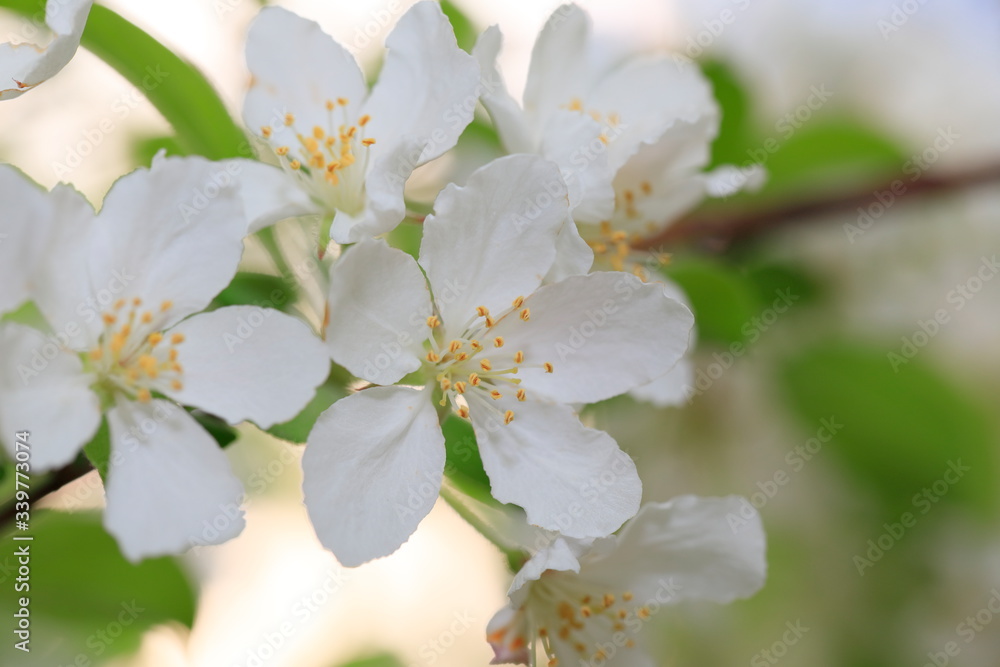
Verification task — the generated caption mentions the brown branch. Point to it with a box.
[635,163,1000,252]
[0,458,94,527]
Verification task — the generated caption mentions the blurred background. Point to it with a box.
[1,0,1000,665]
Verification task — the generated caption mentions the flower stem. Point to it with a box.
[439,483,528,571]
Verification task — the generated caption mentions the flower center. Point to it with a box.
[583,184,669,280]
[562,97,621,146]
[258,98,377,216]
[423,297,554,426]
[491,574,647,666]
[87,298,185,404]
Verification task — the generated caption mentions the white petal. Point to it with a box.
[544,212,594,283]
[362,1,480,164]
[0,0,92,100]
[539,110,615,221]
[36,158,247,343]
[472,25,535,154]
[419,155,567,329]
[584,496,767,604]
[164,307,328,428]
[0,165,52,315]
[522,4,592,122]
[324,239,431,384]
[703,164,767,198]
[589,58,716,172]
[243,7,367,147]
[492,272,694,404]
[474,398,640,540]
[328,136,424,243]
[0,322,100,471]
[628,358,693,408]
[104,399,246,562]
[302,386,446,566]
[509,536,585,598]
[486,605,531,665]
[228,159,320,233]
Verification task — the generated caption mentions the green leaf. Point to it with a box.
[82,417,112,483]
[212,272,298,313]
[131,134,187,165]
[440,0,478,53]
[332,653,406,667]
[267,363,348,443]
[442,415,492,501]
[779,341,998,516]
[662,255,761,345]
[702,60,753,169]
[0,511,196,665]
[189,409,238,448]
[743,260,824,307]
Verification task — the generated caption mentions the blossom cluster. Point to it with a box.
[0,2,766,664]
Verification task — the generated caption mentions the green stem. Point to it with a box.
[439,483,528,571]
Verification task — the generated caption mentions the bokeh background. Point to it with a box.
[2,0,1000,666]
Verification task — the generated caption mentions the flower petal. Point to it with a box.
[419,154,567,329]
[0,0,93,100]
[509,535,586,598]
[362,1,480,164]
[0,165,54,315]
[243,6,367,148]
[492,272,694,404]
[104,399,246,562]
[544,212,594,283]
[0,322,100,471]
[522,4,592,121]
[474,398,640,540]
[539,109,615,221]
[486,605,531,665]
[302,386,446,566]
[588,58,716,171]
[472,25,535,154]
[628,358,693,408]
[164,307,328,429]
[324,239,432,384]
[584,496,767,604]
[226,159,320,233]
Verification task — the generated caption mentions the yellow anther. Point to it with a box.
[519,308,530,321]
[516,388,526,402]
[637,606,650,619]
[543,362,554,373]
[453,381,466,394]
[261,126,272,137]
[102,313,117,325]
[623,189,635,202]
[589,110,602,122]
[160,300,173,311]
[89,348,103,361]
[612,230,628,243]
[359,114,370,126]
[276,146,290,156]
[469,373,480,386]
[480,359,492,372]
[608,112,621,126]
[504,410,515,424]
[171,380,183,391]
[171,333,185,345]
[132,297,142,307]
[141,311,153,324]
[512,296,524,309]
[581,606,592,617]
[599,133,609,145]
[538,628,548,637]
[148,332,163,346]
[426,351,440,363]
[169,348,179,362]
[640,181,652,195]
[623,592,633,601]
[457,406,470,419]
[470,339,482,350]
[138,354,157,371]
[449,340,463,353]
[284,113,295,126]
[289,160,301,170]
[485,316,496,328]
[476,306,490,318]
[568,98,583,111]
[513,351,524,364]
[120,323,132,337]
[617,609,627,619]
[548,660,559,667]
[114,298,126,310]
[493,336,504,348]
[603,594,615,608]
[426,315,441,328]
[490,390,503,400]
[337,97,348,106]
[440,378,451,391]
[325,99,335,111]
[592,242,608,254]
[575,643,586,653]
[312,126,325,139]
[361,138,376,147]
[302,136,319,152]
[454,352,469,361]
[558,627,571,640]
[137,388,152,403]
[594,649,607,661]
[625,639,635,648]
[172,362,183,373]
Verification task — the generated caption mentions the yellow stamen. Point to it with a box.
[469,373,481,386]
[426,351,440,363]
[504,410,514,424]
[457,406,470,419]
[519,308,530,321]
[513,351,524,364]
[171,333,185,345]
[449,340,463,353]
[148,332,163,346]
[89,349,103,361]
[493,336,504,348]
[361,138,376,147]
[359,114,370,126]
[490,390,502,400]
[453,381,466,394]
[136,388,152,403]
[543,362,554,373]
[102,313,116,325]
[516,388,526,401]
[284,113,295,126]
[261,126,272,137]
[476,306,490,318]
[480,359,492,372]
[512,296,524,309]
[426,315,441,328]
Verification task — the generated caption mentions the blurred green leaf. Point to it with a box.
[82,417,112,483]
[131,134,187,165]
[702,60,753,168]
[189,409,238,448]
[442,416,492,502]
[440,0,478,53]
[385,220,423,261]
[0,511,196,665]
[662,256,760,345]
[267,363,348,443]
[780,341,997,516]
[212,272,298,313]
[332,653,406,667]
[743,260,824,307]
